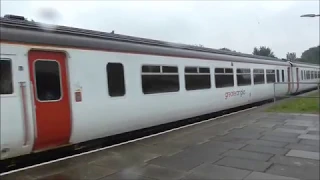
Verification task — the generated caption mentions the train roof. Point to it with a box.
[0,14,318,67]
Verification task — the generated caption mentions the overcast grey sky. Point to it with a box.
[1,0,319,58]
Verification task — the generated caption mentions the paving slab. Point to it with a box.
[298,134,320,140]
[299,139,319,146]
[107,164,187,180]
[246,139,288,148]
[266,164,319,180]
[286,149,320,160]
[197,139,246,150]
[307,131,319,135]
[241,144,289,155]
[273,128,308,134]
[244,171,299,180]
[209,136,252,144]
[222,149,273,161]
[91,151,159,171]
[260,135,299,143]
[101,171,155,180]
[215,156,272,172]
[285,121,315,127]
[307,127,320,131]
[184,164,251,180]
[41,164,116,180]
[286,143,319,152]
[269,155,319,168]
[147,153,222,172]
[263,131,300,138]
[274,124,309,130]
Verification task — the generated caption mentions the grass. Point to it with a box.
[266,90,320,114]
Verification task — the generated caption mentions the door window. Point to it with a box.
[0,59,13,94]
[34,60,62,101]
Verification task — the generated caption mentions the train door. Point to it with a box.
[287,67,291,94]
[28,50,71,151]
[295,68,299,93]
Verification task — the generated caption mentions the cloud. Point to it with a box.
[1,0,319,58]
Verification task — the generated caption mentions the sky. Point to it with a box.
[1,0,319,58]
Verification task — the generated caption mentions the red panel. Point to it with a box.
[28,50,71,151]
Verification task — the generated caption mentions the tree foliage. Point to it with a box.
[220,48,232,51]
[300,46,320,64]
[253,46,276,58]
[219,48,238,53]
[286,52,296,61]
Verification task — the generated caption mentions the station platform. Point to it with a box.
[1,105,319,180]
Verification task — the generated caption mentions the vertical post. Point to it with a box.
[273,82,276,103]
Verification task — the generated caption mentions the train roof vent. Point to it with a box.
[4,14,26,21]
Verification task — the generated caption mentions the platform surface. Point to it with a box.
[2,106,319,180]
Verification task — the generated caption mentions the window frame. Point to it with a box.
[106,62,126,97]
[33,59,63,102]
[0,58,14,96]
[214,67,234,88]
[253,69,265,85]
[266,69,276,83]
[141,64,180,94]
[184,66,211,91]
[236,68,252,86]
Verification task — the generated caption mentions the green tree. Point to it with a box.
[300,45,320,64]
[220,48,232,51]
[219,48,238,53]
[286,52,297,61]
[253,46,276,58]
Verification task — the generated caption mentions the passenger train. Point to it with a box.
[1,14,319,161]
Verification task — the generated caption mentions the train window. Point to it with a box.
[282,70,285,82]
[301,70,303,80]
[142,65,179,94]
[266,69,275,83]
[253,69,265,84]
[0,59,13,95]
[35,60,62,101]
[276,70,280,82]
[237,68,251,86]
[185,66,211,90]
[215,68,234,88]
[306,71,310,79]
[107,63,125,97]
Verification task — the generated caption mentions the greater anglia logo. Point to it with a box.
[225,90,246,99]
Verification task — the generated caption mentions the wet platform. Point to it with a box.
[2,105,319,180]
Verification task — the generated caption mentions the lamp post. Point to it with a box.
[300,14,320,17]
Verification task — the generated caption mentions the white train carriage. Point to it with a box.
[0,15,319,160]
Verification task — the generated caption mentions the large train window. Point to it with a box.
[106,63,125,97]
[185,66,211,90]
[237,68,251,86]
[266,69,275,83]
[0,59,13,95]
[215,68,234,88]
[282,70,285,82]
[306,71,310,79]
[141,65,179,94]
[35,60,62,101]
[253,69,265,84]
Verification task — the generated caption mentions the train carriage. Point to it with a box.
[1,14,319,160]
